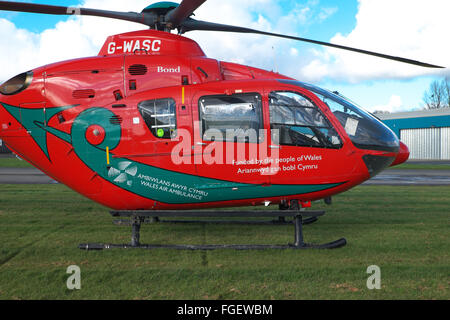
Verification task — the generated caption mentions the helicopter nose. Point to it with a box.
[390,141,410,167]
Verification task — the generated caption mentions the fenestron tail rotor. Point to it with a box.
[0,0,443,68]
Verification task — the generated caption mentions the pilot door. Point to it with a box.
[266,85,359,185]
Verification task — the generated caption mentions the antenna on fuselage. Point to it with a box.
[272,46,278,74]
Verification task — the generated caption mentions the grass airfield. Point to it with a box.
[0,182,448,300]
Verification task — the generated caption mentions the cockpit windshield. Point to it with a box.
[269,91,342,149]
[279,80,400,152]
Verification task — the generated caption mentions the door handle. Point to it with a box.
[192,142,207,150]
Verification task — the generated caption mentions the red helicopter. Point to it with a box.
[0,1,443,248]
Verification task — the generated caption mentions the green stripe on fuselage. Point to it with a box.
[2,104,343,204]
[99,156,343,204]
[1,103,75,160]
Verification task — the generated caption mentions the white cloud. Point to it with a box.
[0,19,38,79]
[301,0,450,83]
[186,0,300,71]
[372,95,406,113]
[318,7,338,22]
[0,0,329,81]
[2,0,444,86]
[0,0,152,80]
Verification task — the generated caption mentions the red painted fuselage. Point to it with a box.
[0,30,408,210]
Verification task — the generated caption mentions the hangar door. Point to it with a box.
[400,127,450,160]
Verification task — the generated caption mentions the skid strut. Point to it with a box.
[79,210,346,250]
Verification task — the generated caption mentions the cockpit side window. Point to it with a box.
[269,91,342,149]
[321,98,364,137]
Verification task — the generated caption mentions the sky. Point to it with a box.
[0,0,449,113]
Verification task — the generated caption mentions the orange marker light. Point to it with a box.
[182,87,185,104]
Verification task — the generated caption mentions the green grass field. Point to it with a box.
[0,157,32,168]
[0,184,448,300]
[388,163,450,170]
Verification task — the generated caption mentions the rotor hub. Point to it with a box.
[142,2,179,31]
[142,2,179,15]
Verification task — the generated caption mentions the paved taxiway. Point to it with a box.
[363,169,450,186]
[1,167,450,185]
[0,167,57,184]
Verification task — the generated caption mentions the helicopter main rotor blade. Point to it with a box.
[181,19,445,69]
[0,1,155,27]
[165,0,207,28]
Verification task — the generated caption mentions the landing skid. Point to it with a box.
[79,210,346,250]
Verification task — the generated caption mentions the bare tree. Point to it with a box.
[444,77,450,108]
[423,78,450,109]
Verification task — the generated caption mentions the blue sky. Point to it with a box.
[0,0,79,32]
[0,0,358,38]
[0,0,448,112]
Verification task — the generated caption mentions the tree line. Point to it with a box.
[423,77,450,110]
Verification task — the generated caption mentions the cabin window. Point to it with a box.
[138,98,177,139]
[199,93,264,143]
[269,91,342,148]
